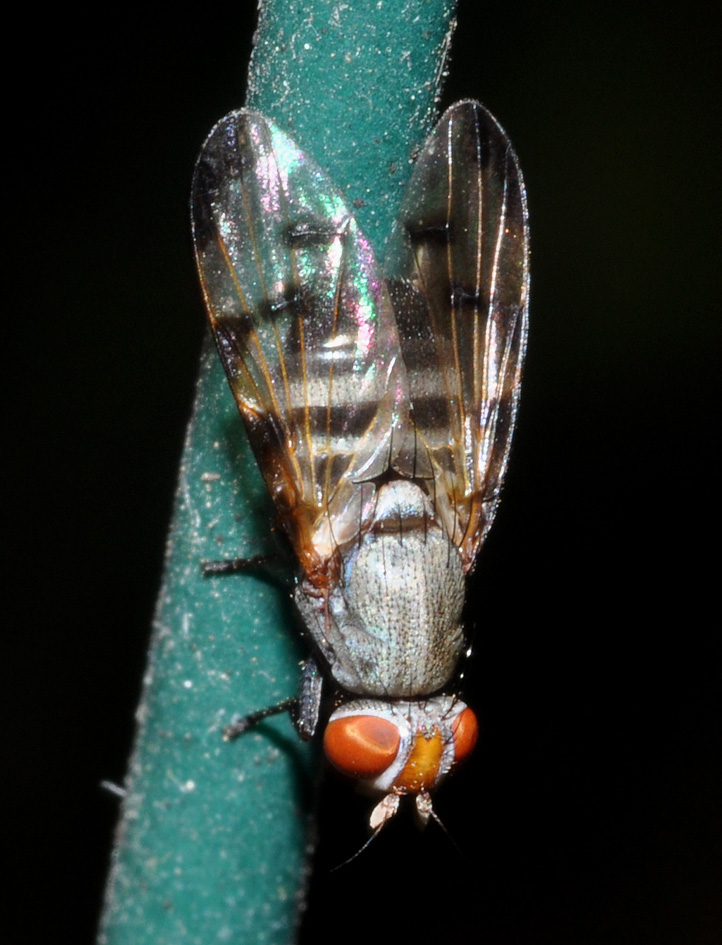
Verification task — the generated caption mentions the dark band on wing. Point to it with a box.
[289,401,380,438]
[404,220,454,245]
[190,157,219,251]
[386,279,436,369]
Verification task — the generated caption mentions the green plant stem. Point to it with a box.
[98,2,457,942]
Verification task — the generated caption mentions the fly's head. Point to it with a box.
[322,695,478,829]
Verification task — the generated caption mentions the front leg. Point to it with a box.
[224,658,324,742]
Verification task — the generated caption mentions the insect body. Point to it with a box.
[192,101,529,828]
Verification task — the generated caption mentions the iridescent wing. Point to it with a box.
[192,111,408,582]
[385,100,529,571]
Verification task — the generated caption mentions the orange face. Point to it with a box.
[323,698,478,818]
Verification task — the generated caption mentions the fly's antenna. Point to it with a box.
[329,822,386,872]
[426,804,465,859]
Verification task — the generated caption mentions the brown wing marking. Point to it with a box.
[385,100,529,571]
[192,110,408,582]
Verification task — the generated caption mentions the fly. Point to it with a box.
[191,100,529,830]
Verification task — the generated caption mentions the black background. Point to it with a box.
[5,3,720,943]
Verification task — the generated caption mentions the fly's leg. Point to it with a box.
[223,698,298,740]
[203,547,320,739]
[223,659,324,742]
[202,521,294,580]
[201,536,294,587]
[202,554,282,577]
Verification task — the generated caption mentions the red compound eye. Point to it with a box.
[324,715,401,779]
[451,706,479,763]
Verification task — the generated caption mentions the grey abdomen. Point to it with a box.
[297,519,466,698]
[343,526,465,695]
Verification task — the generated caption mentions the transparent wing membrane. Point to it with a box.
[193,102,528,579]
[192,112,408,579]
[385,101,529,569]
